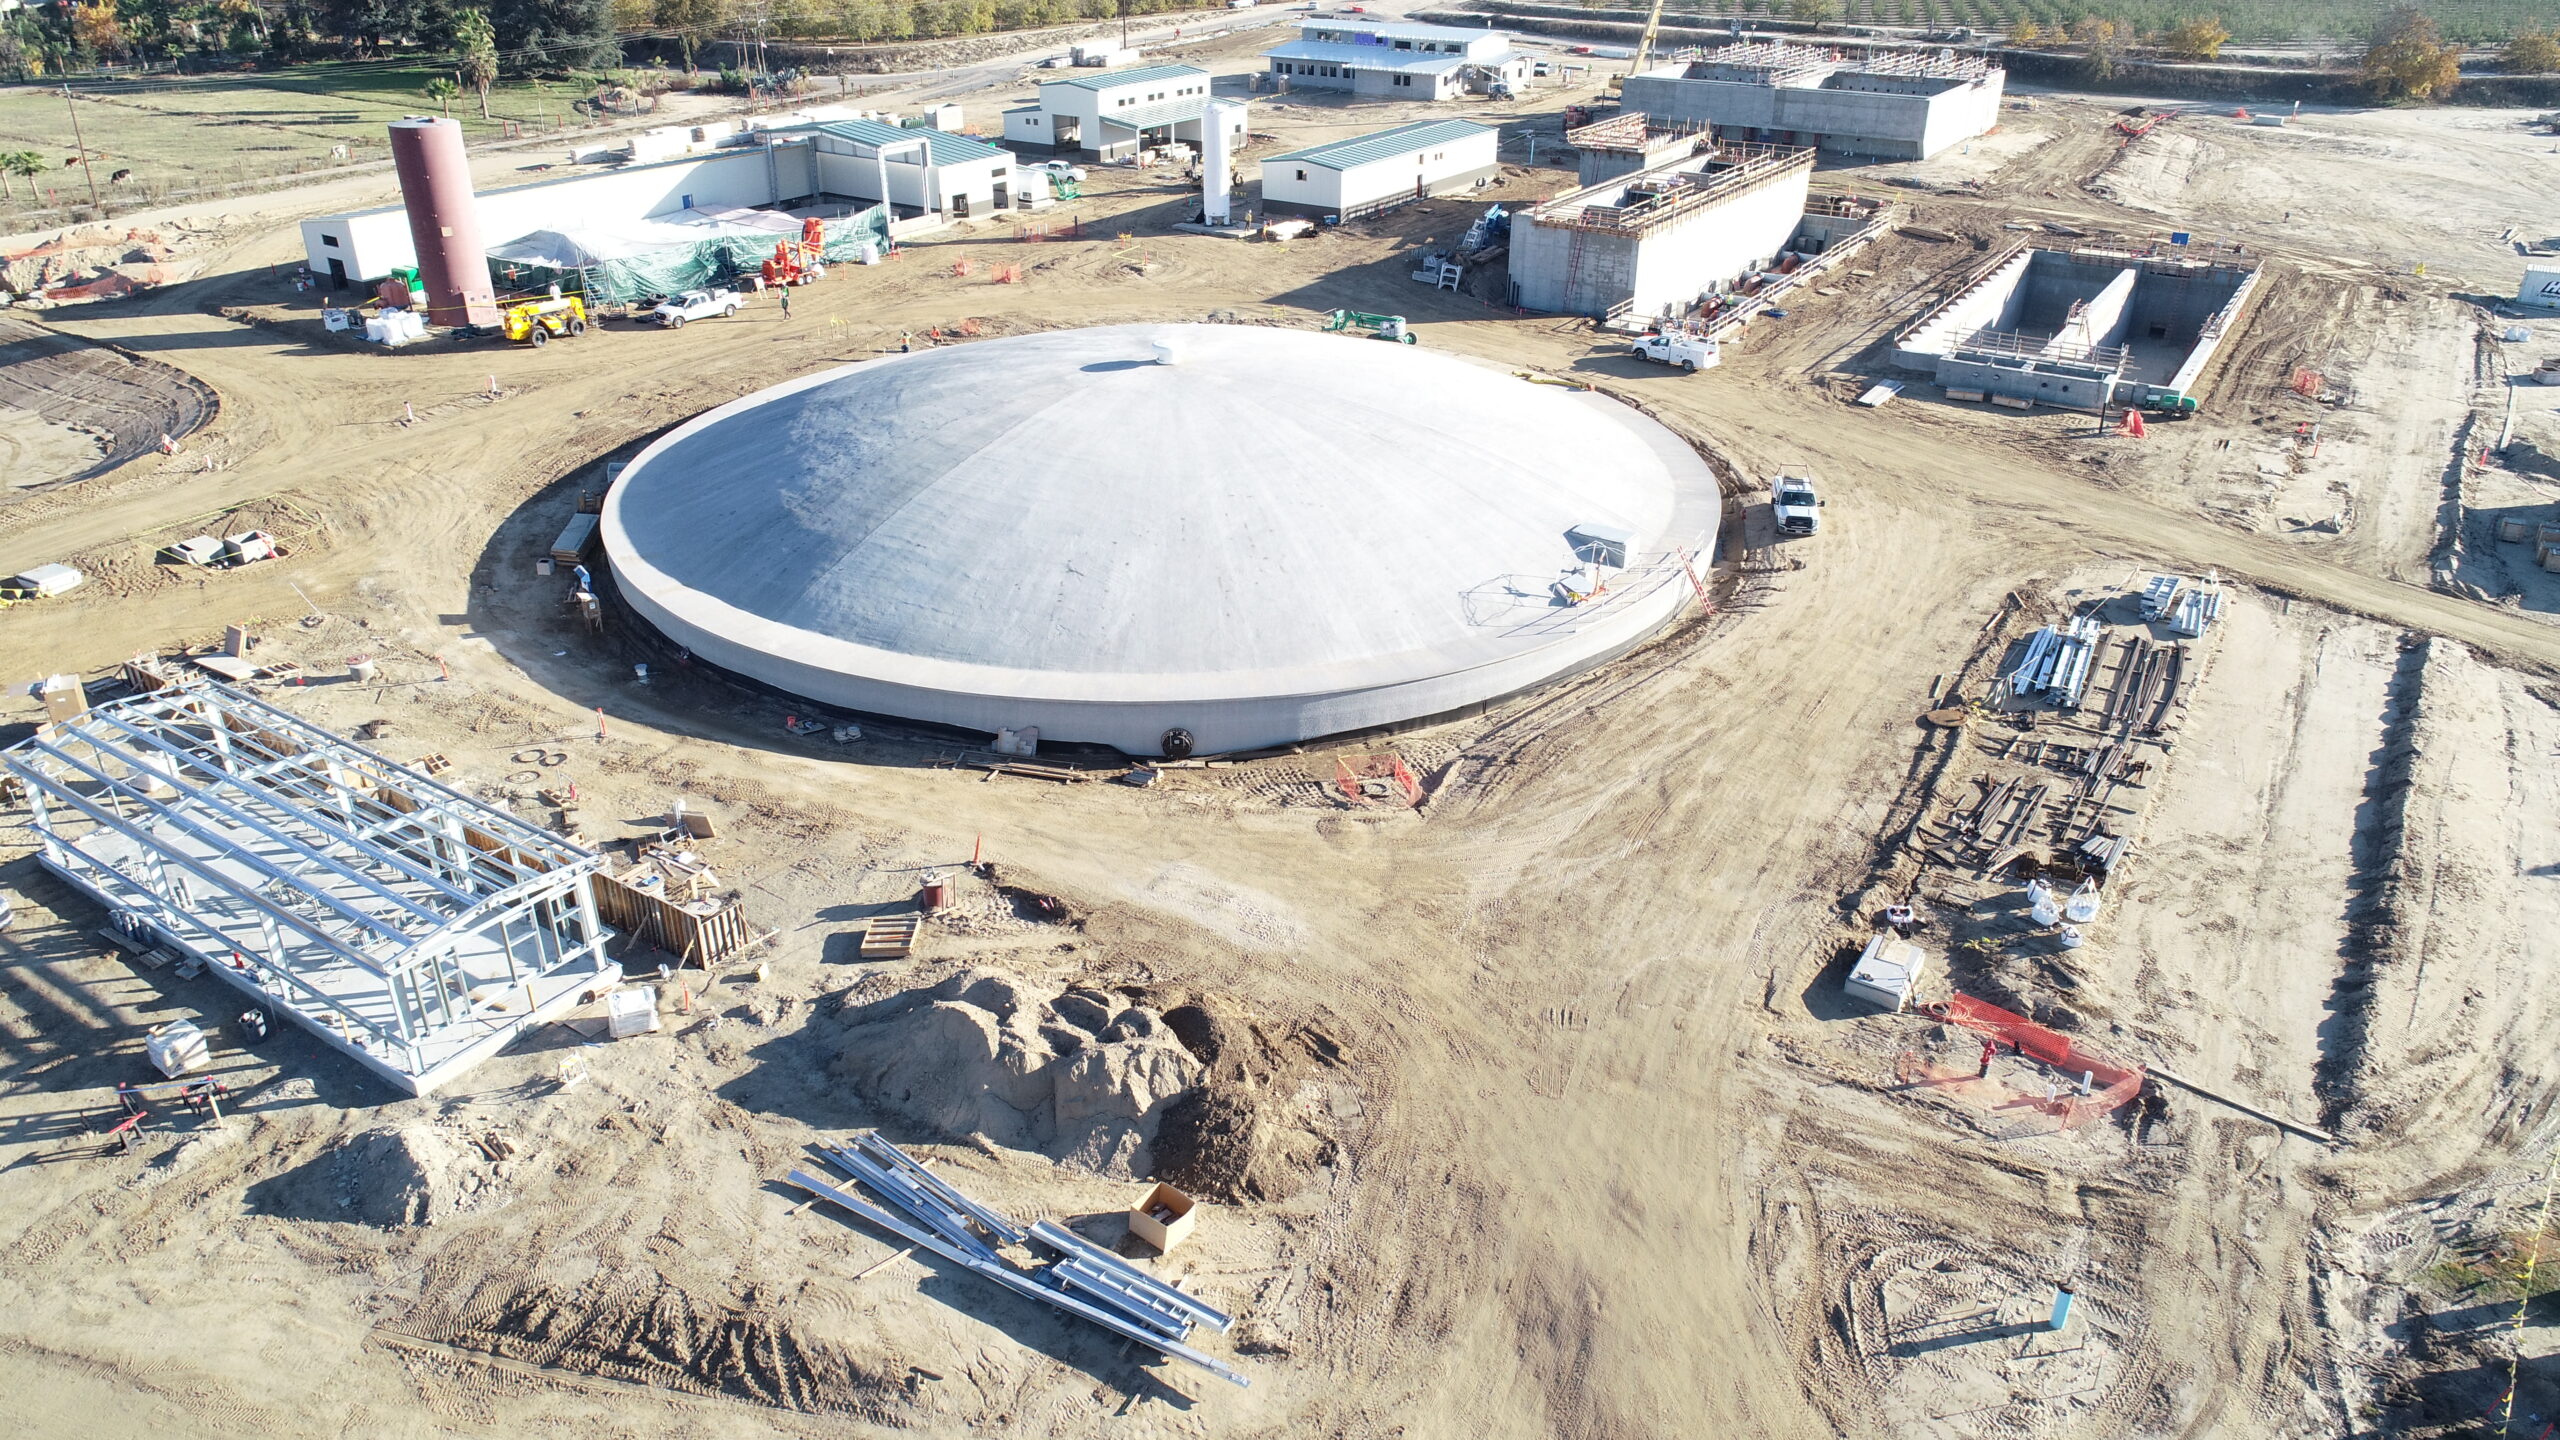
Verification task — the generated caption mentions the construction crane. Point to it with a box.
[1606,0,1668,94]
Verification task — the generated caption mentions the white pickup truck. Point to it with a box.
[1630,332,1720,372]
[652,288,744,328]
[1773,473,1823,537]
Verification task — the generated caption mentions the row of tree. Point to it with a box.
[1,0,619,76]
[1978,5,2556,95]
[0,0,1199,80]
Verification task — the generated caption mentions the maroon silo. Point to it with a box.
[387,117,501,329]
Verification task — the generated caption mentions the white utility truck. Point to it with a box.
[1630,332,1719,371]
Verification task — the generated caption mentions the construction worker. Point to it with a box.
[900,331,913,353]
[1977,1038,1997,1079]
[779,285,792,321]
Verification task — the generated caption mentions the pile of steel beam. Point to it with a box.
[2005,616,2102,708]
[787,1134,1248,1389]
[2138,573,2181,623]
[2167,588,2221,638]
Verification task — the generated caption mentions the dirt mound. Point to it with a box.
[832,967,1202,1176]
[340,1124,468,1228]
[1144,997,1343,1204]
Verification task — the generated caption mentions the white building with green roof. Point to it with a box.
[1259,120,1500,220]
[774,119,1017,220]
[1003,64,1246,162]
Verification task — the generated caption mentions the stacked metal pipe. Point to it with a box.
[2006,615,2102,708]
[787,1133,1248,1389]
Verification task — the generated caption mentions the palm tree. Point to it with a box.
[424,76,459,116]
[453,10,498,121]
[0,151,44,202]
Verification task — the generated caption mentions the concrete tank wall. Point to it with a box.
[388,117,501,327]
[1510,220,1638,315]
[1621,72,1779,132]
[1578,143,1685,187]
[1891,246,2032,368]
[1626,162,1807,318]
[1510,151,1804,317]
[1934,354,2118,410]
[2006,252,2123,332]
[1917,73,2006,159]
[2123,262,2250,343]
[1621,66,2004,161]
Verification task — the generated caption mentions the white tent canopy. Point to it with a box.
[485,207,804,269]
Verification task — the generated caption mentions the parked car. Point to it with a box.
[1030,159,1088,183]
[652,288,744,328]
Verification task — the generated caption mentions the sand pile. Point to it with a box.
[339,1123,469,1227]
[832,968,1202,1176]
[3,225,200,302]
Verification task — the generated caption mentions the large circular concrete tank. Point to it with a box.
[601,324,1722,756]
[387,117,501,328]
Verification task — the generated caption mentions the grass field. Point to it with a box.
[0,62,658,220]
[1651,0,2544,43]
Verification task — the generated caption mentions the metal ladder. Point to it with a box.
[1559,229,1590,313]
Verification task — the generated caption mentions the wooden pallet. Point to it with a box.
[859,915,921,959]
[930,750,1113,783]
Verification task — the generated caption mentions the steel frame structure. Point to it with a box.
[2,682,613,1096]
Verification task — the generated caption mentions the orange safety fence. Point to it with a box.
[40,272,140,302]
[1896,991,2144,1138]
[1335,754,1422,808]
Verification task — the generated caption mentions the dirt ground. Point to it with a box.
[4,45,2560,1440]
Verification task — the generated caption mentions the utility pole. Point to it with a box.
[62,86,102,213]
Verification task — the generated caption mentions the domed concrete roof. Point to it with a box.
[601,323,1719,755]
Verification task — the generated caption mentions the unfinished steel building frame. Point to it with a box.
[2,682,613,1095]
